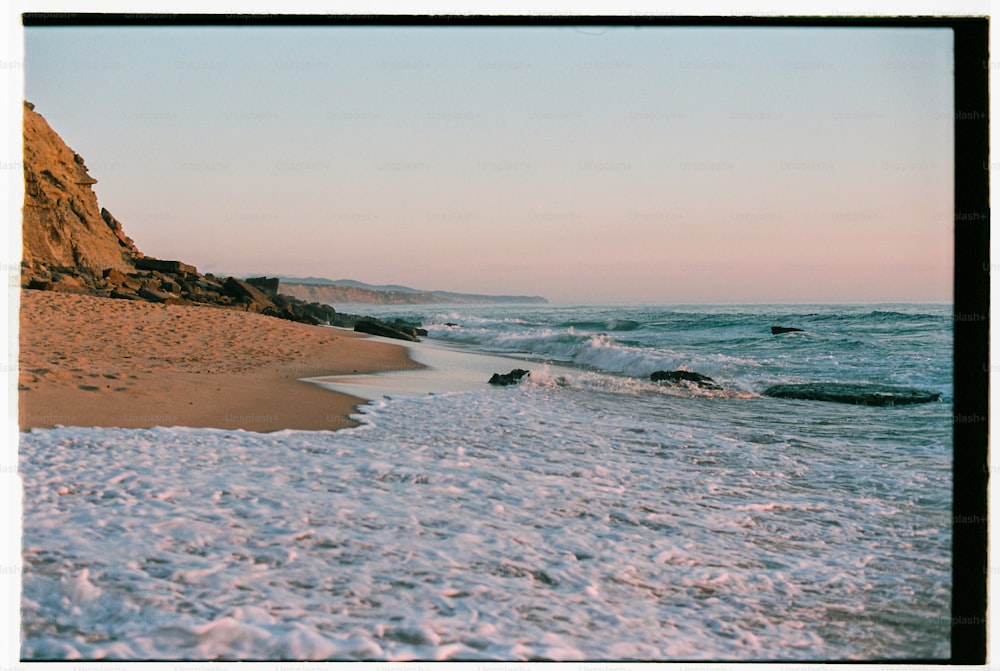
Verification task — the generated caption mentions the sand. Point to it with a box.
[17,289,423,432]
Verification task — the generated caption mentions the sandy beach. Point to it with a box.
[18,290,423,432]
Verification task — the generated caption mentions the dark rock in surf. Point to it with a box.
[771,326,805,335]
[650,370,720,389]
[355,319,420,342]
[488,369,530,386]
[762,383,941,406]
[392,318,428,337]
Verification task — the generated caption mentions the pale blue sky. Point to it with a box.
[23,25,953,303]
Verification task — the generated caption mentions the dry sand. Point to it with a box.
[18,290,423,432]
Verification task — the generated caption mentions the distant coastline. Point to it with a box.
[277,276,548,305]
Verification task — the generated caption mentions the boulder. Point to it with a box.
[355,319,420,342]
[195,279,226,293]
[135,257,198,275]
[246,276,280,296]
[488,369,531,386]
[121,276,143,292]
[103,268,128,285]
[771,326,805,335]
[49,272,87,289]
[392,318,428,337]
[762,382,941,406]
[305,301,338,324]
[27,273,92,294]
[138,287,174,303]
[110,288,141,300]
[223,277,277,312]
[650,370,720,389]
[160,278,182,294]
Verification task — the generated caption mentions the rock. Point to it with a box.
[354,319,420,342]
[110,288,141,300]
[488,369,531,386]
[160,278,182,294]
[444,322,459,327]
[50,272,86,289]
[762,383,941,406]
[195,279,225,293]
[650,370,720,389]
[305,301,338,324]
[223,277,277,312]
[138,287,174,303]
[121,276,142,292]
[174,278,196,294]
[134,257,198,275]
[27,273,92,294]
[103,268,128,285]
[392,318,428,337]
[245,276,280,296]
[771,326,805,335]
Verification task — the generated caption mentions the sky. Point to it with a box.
[21,23,954,304]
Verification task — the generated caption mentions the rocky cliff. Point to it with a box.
[280,283,444,305]
[279,281,549,305]
[22,101,140,273]
[18,102,532,339]
[19,102,340,327]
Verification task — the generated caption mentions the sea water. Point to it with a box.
[19,303,953,661]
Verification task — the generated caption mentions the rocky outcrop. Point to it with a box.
[762,383,941,406]
[22,101,141,274]
[771,326,805,335]
[19,101,353,328]
[354,319,421,342]
[650,370,720,389]
[488,369,531,386]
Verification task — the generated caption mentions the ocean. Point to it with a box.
[19,303,953,661]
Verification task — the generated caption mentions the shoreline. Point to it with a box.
[309,335,566,402]
[18,290,424,433]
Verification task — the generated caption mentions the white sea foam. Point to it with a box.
[20,382,951,661]
[19,303,954,661]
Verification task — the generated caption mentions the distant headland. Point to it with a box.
[277,277,548,305]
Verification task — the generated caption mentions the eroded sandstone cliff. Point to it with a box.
[22,101,140,273]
